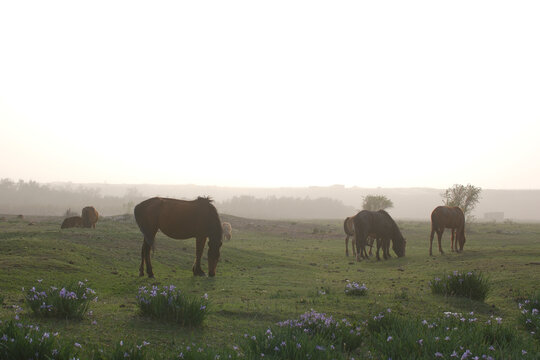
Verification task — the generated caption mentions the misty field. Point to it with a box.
[0,214,539,358]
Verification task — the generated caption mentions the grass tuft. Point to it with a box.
[429,270,490,301]
[344,281,368,296]
[24,279,97,319]
[136,285,208,327]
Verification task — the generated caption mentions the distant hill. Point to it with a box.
[47,183,540,221]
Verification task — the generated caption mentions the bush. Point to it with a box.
[136,285,208,327]
[518,291,540,340]
[24,279,97,319]
[429,270,490,301]
[0,319,77,359]
[344,281,368,296]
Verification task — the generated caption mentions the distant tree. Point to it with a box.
[442,184,482,220]
[362,195,394,211]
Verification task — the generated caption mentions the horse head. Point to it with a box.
[458,232,466,252]
[392,236,406,257]
[207,236,222,277]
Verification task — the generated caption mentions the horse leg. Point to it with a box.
[429,228,435,256]
[193,237,207,276]
[385,238,392,259]
[451,229,455,252]
[368,237,374,257]
[437,229,444,255]
[139,241,146,277]
[376,238,381,261]
[345,235,350,257]
[145,241,154,278]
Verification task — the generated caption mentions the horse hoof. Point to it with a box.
[148,274,155,279]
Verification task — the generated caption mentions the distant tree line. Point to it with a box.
[0,179,144,216]
[217,195,355,219]
[0,179,356,219]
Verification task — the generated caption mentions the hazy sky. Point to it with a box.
[1,1,539,189]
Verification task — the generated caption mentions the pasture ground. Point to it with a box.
[0,214,539,357]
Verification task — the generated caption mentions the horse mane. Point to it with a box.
[377,210,404,239]
[197,196,214,203]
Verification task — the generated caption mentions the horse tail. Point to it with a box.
[343,217,354,236]
[134,197,161,253]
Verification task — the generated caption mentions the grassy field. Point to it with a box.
[0,214,539,358]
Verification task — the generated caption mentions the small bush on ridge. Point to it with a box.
[24,279,97,319]
[429,270,490,301]
[136,285,208,327]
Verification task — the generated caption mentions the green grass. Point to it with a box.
[0,216,539,358]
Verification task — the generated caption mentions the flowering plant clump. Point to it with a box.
[344,281,368,296]
[518,292,540,340]
[0,319,77,359]
[24,279,97,319]
[136,285,208,327]
[366,309,537,359]
[176,342,239,360]
[275,309,362,352]
[429,270,490,301]
[90,339,152,360]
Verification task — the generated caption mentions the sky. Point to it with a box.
[1,1,539,189]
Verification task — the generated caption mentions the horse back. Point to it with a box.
[431,206,465,229]
[135,197,221,240]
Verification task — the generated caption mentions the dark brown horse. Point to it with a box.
[343,216,374,257]
[429,206,466,255]
[352,210,406,261]
[61,216,83,229]
[81,206,99,228]
[134,196,223,278]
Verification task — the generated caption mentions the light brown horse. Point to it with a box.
[81,206,99,228]
[134,197,223,278]
[429,206,466,255]
[344,216,375,257]
[61,216,83,229]
[222,222,232,241]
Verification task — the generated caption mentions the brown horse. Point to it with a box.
[134,196,223,278]
[343,216,374,257]
[81,206,99,228]
[61,216,83,229]
[352,210,406,261]
[429,206,466,255]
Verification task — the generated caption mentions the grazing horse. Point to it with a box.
[81,206,99,228]
[222,222,232,241]
[134,197,223,278]
[343,216,374,257]
[61,216,83,229]
[352,210,406,261]
[429,206,466,255]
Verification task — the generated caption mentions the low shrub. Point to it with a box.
[429,270,490,301]
[24,279,97,319]
[136,285,208,327]
[344,281,368,296]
